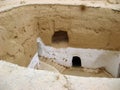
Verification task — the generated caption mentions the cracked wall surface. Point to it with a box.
[0,4,120,66]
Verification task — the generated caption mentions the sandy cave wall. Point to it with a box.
[0,5,120,66]
[0,6,39,66]
[35,5,120,50]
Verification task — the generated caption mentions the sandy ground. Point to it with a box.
[38,60,112,78]
[62,67,112,78]
[35,57,112,78]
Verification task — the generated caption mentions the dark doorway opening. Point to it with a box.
[72,56,81,67]
[52,31,69,43]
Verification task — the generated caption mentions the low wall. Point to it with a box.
[0,61,120,90]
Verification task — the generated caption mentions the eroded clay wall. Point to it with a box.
[35,5,120,50]
[0,5,120,66]
[0,6,39,66]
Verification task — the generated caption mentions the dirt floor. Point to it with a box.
[38,56,113,78]
[37,59,113,78]
[62,67,113,78]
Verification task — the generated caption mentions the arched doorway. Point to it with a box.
[52,31,69,43]
[72,56,81,67]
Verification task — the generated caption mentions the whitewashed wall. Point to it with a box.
[37,39,120,77]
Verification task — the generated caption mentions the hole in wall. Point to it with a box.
[52,31,69,48]
[72,56,81,67]
[52,31,69,43]
[14,36,18,38]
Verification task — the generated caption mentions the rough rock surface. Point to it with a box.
[0,61,120,90]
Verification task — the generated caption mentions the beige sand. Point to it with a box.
[62,67,112,78]
[38,56,113,78]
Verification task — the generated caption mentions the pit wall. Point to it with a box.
[38,43,120,77]
[0,6,39,66]
[0,4,120,67]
